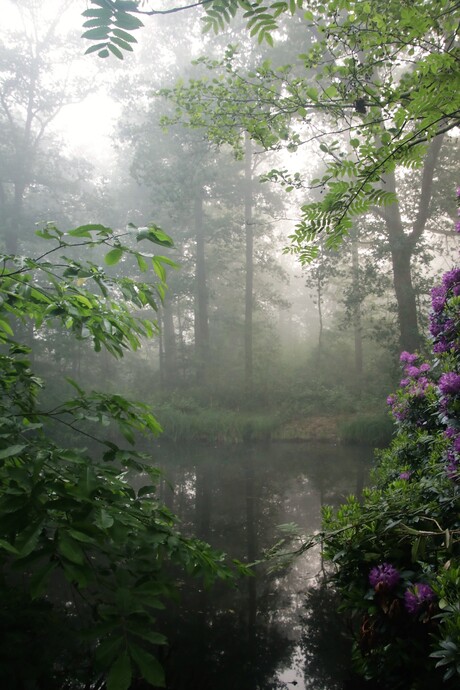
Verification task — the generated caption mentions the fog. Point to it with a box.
[0,2,459,688]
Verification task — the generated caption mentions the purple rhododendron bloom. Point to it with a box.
[406,366,420,378]
[446,450,459,479]
[369,563,400,591]
[419,363,431,373]
[439,372,460,396]
[442,268,460,291]
[404,584,436,614]
[400,351,418,364]
[399,471,411,480]
[431,285,446,313]
[386,394,396,406]
[433,341,450,354]
[454,437,460,453]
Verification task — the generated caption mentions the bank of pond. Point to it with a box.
[153,405,394,447]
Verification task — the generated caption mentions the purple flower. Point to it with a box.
[456,186,460,198]
[433,341,450,354]
[400,351,418,364]
[419,363,431,373]
[442,268,460,292]
[431,285,446,313]
[404,583,436,614]
[399,471,411,480]
[446,450,459,479]
[439,372,460,396]
[387,394,396,406]
[369,563,400,591]
[406,366,420,378]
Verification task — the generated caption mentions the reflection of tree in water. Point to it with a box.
[300,580,353,690]
[153,585,295,690]
[300,579,382,690]
[148,441,372,689]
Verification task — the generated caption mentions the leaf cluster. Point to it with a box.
[0,223,246,688]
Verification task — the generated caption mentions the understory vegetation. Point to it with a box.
[0,226,248,689]
[322,261,460,688]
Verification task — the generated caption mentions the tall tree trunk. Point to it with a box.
[194,189,210,384]
[244,133,254,396]
[316,270,324,366]
[350,230,363,384]
[162,299,177,387]
[380,135,444,353]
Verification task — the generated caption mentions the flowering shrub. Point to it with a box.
[322,197,460,688]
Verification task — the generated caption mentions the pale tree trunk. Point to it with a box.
[194,189,210,383]
[244,133,254,396]
[350,229,363,385]
[162,299,177,387]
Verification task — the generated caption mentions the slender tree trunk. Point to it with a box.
[5,181,26,254]
[350,230,363,384]
[316,270,323,366]
[162,299,177,387]
[194,189,210,384]
[244,133,254,396]
[389,242,420,353]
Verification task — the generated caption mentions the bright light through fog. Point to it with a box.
[53,91,120,162]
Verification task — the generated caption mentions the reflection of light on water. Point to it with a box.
[278,646,306,690]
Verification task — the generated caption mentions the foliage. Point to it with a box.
[0,223,248,688]
[338,413,393,447]
[321,258,460,687]
[146,0,459,258]
[154,401,278,443]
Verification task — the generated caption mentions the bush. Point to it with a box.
[0,224,246,689]
[322,260,460,688]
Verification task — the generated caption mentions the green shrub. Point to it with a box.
[322,265,460,688]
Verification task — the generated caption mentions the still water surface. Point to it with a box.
[148,441,373,690]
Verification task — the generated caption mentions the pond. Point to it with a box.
[145,441,373,690]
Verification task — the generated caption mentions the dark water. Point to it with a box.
[146,441,372,690]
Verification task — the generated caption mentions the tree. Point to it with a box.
[0,0,92,253]
[81,1,460,243]
[0,220,246,687]
[153,3,457,349]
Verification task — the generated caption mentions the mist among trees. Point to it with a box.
[0,1,459,688]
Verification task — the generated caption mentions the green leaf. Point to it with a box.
[105,248,124,265]
[59,533,86,565]
[0,444,27,459]
[82,27,110,40]
[112,28,138,43]
[0,318,14,335]
[67,224,111,237]
[107,651,132,690]
[114,12,144,30]
[136,254,149,273]
[137,226,174,248]
[0,538,19,555]
[108,43,124,60]
[129,644,165,687]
